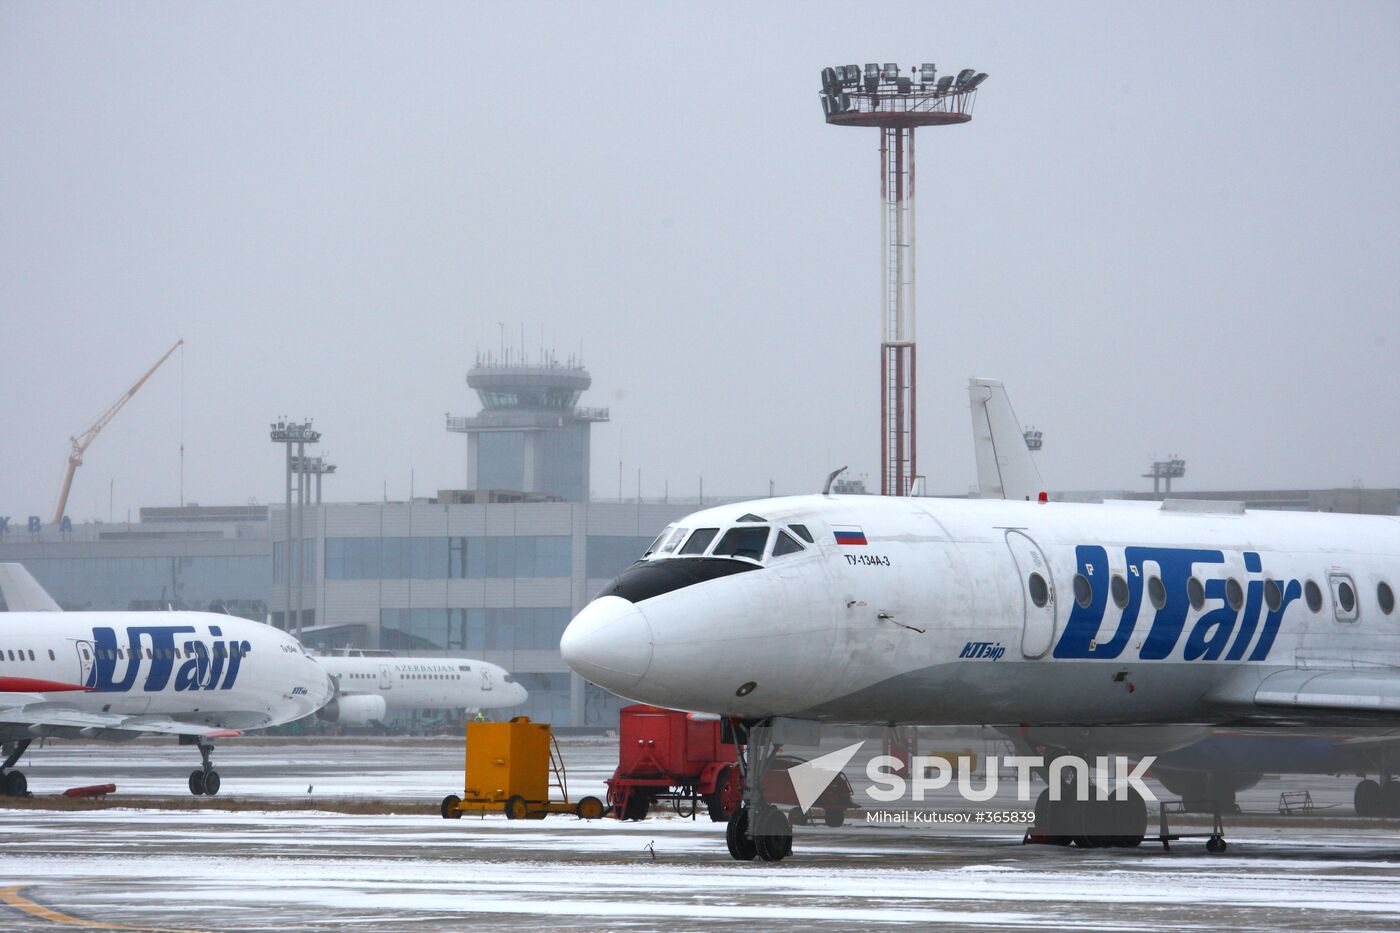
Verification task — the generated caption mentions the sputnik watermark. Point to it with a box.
[865,754,1157,804]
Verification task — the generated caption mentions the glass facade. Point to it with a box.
[22,556,269,619]
[514,672,573,724]
[380,607,571,651]
[271,540,316,584]
[586,536,656,579]
[326,536,571,580]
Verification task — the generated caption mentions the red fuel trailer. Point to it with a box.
[607,705,742,822]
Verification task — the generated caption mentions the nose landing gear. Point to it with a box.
[0,739,31,797]
[724,719,794,862]
[187,741,221,796]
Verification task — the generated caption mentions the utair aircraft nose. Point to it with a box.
[560,595,653,691]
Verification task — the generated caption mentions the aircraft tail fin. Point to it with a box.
[0,562,63,612]
[968,377,1044,502]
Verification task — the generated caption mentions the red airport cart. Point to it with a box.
[606,705,742,822]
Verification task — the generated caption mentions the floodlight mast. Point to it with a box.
[820,62,986,496]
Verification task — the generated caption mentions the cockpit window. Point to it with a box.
[789,524,814,544]
[713,526,770,560]
[680,528,720,555]
[660,527,689,554]
[643,527,672,557]
[772,531,805,557]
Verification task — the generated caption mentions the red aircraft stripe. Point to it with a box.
[0,677,93,693]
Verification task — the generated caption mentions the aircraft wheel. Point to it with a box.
[1355,779,1382,817]
[3,770,27,797]
[188,769,207,796]
[1033,788,1073,845]
[726,805,756,861]
[1382,781,1400,818]
[754,806,792,862]
[203,770,221,797]
[1206,836,1227,854]
[441,794,462,820]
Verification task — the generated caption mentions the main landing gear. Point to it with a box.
[724,720,794,863]
[1354,777,1400,818]
[187,741,221,796]
[0,739,31,797]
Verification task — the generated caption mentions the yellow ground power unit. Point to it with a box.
[440,716,605,821]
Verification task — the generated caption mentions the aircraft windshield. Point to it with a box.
[680,528,720,555]
[712,526,770,561]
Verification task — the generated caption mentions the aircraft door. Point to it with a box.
[480,668,493,692]
[74,639,95,687]
[1005,530,1056,658]
[378,664,393,690]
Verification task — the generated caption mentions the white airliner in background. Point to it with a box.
[563,489,1400,859]
[0,608,333,797]
[315,650,528,726]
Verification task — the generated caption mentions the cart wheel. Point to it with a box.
[623,792,650,821]
[823,808,846,828]
[504,795,529,820]
[788,807,806,827]
[440,794,462,820]
[576,796,605,820]
[1206,836,1227,854]
[707,764,742,823]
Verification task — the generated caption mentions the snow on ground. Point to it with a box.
[6,740,1400,930]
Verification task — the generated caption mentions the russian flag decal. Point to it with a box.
[832,526,867,546]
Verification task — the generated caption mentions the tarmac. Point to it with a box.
[4,736,1400,931]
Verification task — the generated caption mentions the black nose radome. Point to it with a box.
[597,558,760,604]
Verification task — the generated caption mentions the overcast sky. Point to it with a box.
[2,1,1397,521]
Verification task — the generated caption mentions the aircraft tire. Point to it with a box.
[725,806,757,861]
[1355,779,1382,817]
[754,805,792,862]
[1382,781,1400,818]
[203,770,221,797]
[188,769,206,796]
[2,770,27,797]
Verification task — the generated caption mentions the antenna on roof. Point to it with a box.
[823,465,849,495]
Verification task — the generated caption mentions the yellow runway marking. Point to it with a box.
[0,886,216,933]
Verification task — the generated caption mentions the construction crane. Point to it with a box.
[52,339,184,525]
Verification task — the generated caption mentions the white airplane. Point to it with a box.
[562,492,1400,859]
[0,562,529,731]
[314,650,528,726]
[0,608,334,797]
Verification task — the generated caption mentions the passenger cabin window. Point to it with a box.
[1147,575,1167,611]
[1265,579,1283,612]
[1304,580,1324,613]
[1073,574,1093,609]
[1187,577,1205,611]
[789,524,814,544]
[772,531,805,558]
[1379,582,1395,616]
[680,528,720,555]
[1110,574,1130,610]
[1331,574,1359,622]
[1226,578,1244,612]
[713,526,770,560]
[1028,572,1050,608]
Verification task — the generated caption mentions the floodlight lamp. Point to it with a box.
[821,66,837,90]
[955,68,976,87]
[935,75,954,94]
[882,62,898,77]
[865,63,879,78]
[964,72,988,90]
[919,63,936,82]
[844,64,859,85]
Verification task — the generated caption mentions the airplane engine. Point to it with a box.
[1153,767,1262,813]
[318,694,388,726]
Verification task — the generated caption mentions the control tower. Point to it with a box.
[820,61,987,496]
[446,353,609,502]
